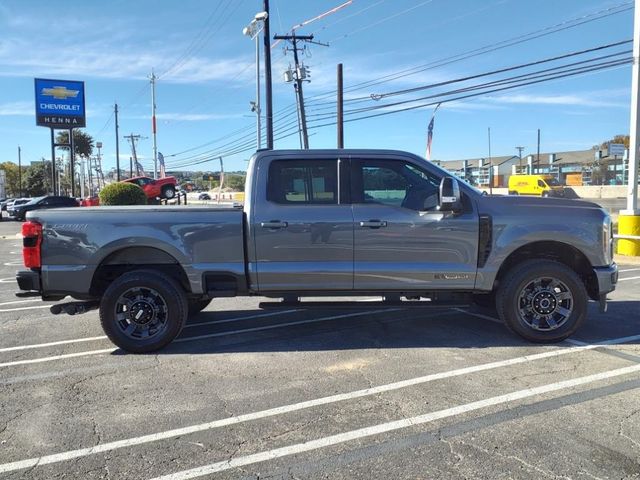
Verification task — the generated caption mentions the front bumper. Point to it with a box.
[593,263,618,313]
[16,270,41,292]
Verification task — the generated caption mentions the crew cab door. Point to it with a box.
[351,157,478,290]
[251,157,353,291]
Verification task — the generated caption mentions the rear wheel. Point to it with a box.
[496,260,587,343]
[99,270,188,352]
[162,186,176,199]
[509,191,519,195]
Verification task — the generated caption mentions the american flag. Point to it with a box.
[158,152,166,178]
[425,103,441,161]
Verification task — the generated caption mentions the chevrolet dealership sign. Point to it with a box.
[35,78,86,128]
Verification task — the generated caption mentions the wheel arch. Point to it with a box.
[494,241,598,301]
[90,246,191,297]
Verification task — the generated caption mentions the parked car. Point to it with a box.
[79,196,100,207]
[12,196,78,221]
[508,175,565,197]
[7,198,30,218]
[122,176,177,200]
[198,192,211,200]
[1,198,13,211]
[17,149,616,353]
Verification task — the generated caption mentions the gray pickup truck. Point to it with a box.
[16,149,618,352]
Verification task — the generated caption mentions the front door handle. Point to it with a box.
[359,220,388,229]
[261,221,288,229]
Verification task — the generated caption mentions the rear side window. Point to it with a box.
[267,160,337,204]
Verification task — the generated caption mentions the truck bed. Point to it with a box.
[26,206,245,297]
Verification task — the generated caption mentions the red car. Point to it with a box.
[122,176,177,200]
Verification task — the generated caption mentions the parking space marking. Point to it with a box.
[0,299,41,306]
[0,277,16,283]
[3,261,22,266]
[0,305,51,313]
[0,309,397,369]
[149,363,640,480]
[619,268,640,273]
[2,333,639,474]
[618,275,640,282]
[185,309,300,329]
[0,310,301,353]
[454,308,502,324]
[0,336,108,353]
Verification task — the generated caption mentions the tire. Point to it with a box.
[496,260,587,343]
[162,186,176,199]
[99,270,188,353]
[188,298,212,317]
[509,191,519,196]
[542,191,549,198]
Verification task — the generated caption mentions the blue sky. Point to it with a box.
[0,0,634,173]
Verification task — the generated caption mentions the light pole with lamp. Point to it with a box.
[243,12,268,151]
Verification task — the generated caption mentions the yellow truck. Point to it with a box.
[508,174,565,197]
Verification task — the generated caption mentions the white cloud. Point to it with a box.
[486,93,627,108]
[0,101,33,116]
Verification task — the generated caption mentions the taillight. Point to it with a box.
[22,221,42,269]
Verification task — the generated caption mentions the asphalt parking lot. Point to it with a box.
[0,218,639,479]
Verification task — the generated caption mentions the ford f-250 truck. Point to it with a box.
[16,149,618,352]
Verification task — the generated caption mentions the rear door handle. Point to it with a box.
[260,221,288,229]
[359,220,387,229]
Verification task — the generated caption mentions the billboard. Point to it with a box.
[34,78,86,128]
[608,143,625,157]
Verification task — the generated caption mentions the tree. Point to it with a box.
[55,130,94,158]
[0,161,21,196]
[23,162,50,197]
[99,182,147,205]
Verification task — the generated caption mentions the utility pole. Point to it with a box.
[619,0,640,256]
[69,129,76,197]
[515,146,524,173]
[488,127,493,195]
[114,103,120,181]
[124,134,144,177]
[17,146,22,197]
[537,129,541,173]
[274,33,327,149]
[150,71,158,179]
[217,157,224,205]
[263,0,274,149]
[337,63,344,148]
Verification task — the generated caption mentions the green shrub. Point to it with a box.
[99,182,147,206]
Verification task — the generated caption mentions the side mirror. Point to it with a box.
[438,177,462,213]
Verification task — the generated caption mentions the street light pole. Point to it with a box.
[244,14,266,151]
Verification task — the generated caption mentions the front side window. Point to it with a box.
[538,179,546,188]
[267,160,337,204]
[352,160,440,211]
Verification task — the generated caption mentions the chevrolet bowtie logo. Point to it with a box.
[41,86,79,100]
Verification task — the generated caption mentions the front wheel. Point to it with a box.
[99,270,188,352]
[162,186,176,199]
[496,260,587,343]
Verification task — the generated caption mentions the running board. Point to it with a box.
[259,299,472,309]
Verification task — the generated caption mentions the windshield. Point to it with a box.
[545,177,561,186]
[25,196,45,205]
[417,156,483,195]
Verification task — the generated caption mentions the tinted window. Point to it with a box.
[267,160,337,204]
[352,160,440,211]
[537,179,546,187]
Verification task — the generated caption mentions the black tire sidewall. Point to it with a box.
[100,270,187,353]
[497,260,587,343]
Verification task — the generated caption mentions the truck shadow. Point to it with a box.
[148,300,640,356]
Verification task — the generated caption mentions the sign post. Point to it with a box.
[34,78,86,197]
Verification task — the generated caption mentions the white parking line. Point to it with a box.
[150,363,640,480]
[618,275,640,282]
[1,333,638,474]
[0,311,301,354]
[619,268,640,273]
[0,299,41,306]
[0,309,395,368]
[0,305,51,313]
[454,308,502,324]
[0,277,16,283]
